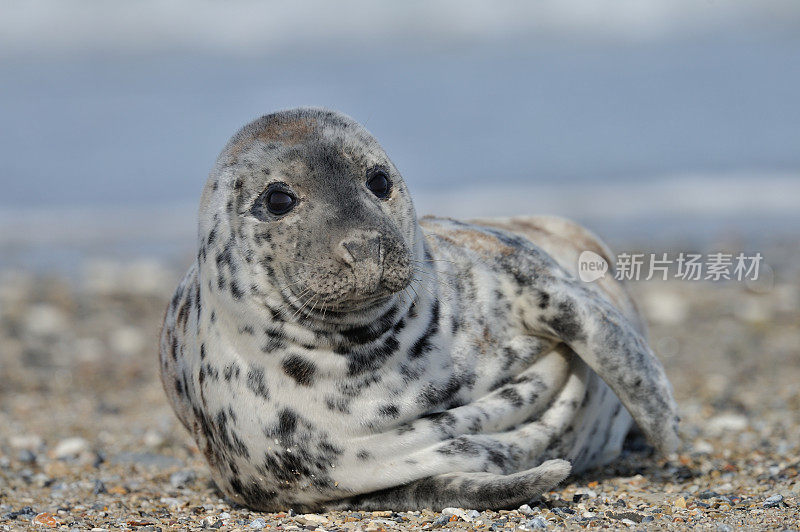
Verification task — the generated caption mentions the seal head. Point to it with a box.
[198,108,419,318]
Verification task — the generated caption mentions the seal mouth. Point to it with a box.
[283,283,408,317]
[278,254,414,318]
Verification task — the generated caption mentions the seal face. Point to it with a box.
[160,108,679,511]
[206,109,417,318]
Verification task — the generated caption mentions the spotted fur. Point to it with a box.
[159,108,679,512]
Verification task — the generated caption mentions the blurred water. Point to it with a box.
[2,36,799,207]
[1,2,799,271]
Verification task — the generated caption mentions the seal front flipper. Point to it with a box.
[324,459,571,512]
[523,279,680,455]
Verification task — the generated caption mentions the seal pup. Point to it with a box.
[160,108,679,511]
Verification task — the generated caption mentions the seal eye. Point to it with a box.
[366,170,391,199]
[266,190,296,215]
[252,185,297,220]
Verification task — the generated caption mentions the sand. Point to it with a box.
[1,245,799,530]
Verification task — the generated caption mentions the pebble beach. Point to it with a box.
[1,238,799,531]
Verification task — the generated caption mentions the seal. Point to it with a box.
[159,107,679,511]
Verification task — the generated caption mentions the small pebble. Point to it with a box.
[3,506,35,520]
[296,513,328,525]
[169,470,196,488]
[249,517,266,529]
[692,440,715,454]
[432,514,450,527]
[9,435,44,451]
[763,494,783,508]
[92,479,106,495]
[524,517,548,529]
[440,507,480,522]
[706,414,748,435]
[18,449,36,464]
[53,437,89,459]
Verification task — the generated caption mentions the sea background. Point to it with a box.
[1,0,799,273]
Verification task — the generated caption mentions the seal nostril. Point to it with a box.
[338,235,382,265]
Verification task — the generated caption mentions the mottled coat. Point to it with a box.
[160,108,679,511]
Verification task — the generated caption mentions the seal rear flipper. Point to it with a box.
[324,459,571,512]
[526,281,680,455]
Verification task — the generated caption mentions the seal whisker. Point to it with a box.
[308,295,322,317]
[284,277,310,290]
[285,286,314,316]
[411,263,462,278]
[285,258,317,267]
[412,258,458,264]
[411,268,455,295]
[403,286,415,308]
[411,278,452,310]
[411,268,456,291]
[407,281,421,303]
[290,292,316,322]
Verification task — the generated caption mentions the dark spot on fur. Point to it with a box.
[338,305,398,346]
[378,404,400,418]
[419,374,472,409]
[345,335,400,375]
[274,409,297,442]
[499,387,524,408]
[224,363,241,381]
[436,436,480,456]
[537,290,550,310]
[281,355,317,386]
[487,448,507,469]
[246,367,270,399]
[356,449,371,461]
[544,300,585,342]
[325,396,351,414]
[408,300,440,359]
[231,281,243,300]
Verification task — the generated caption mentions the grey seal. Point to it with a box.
[159,107,679,511]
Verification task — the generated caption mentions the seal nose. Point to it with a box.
[337,232,382,266]
[336,231,385,294]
